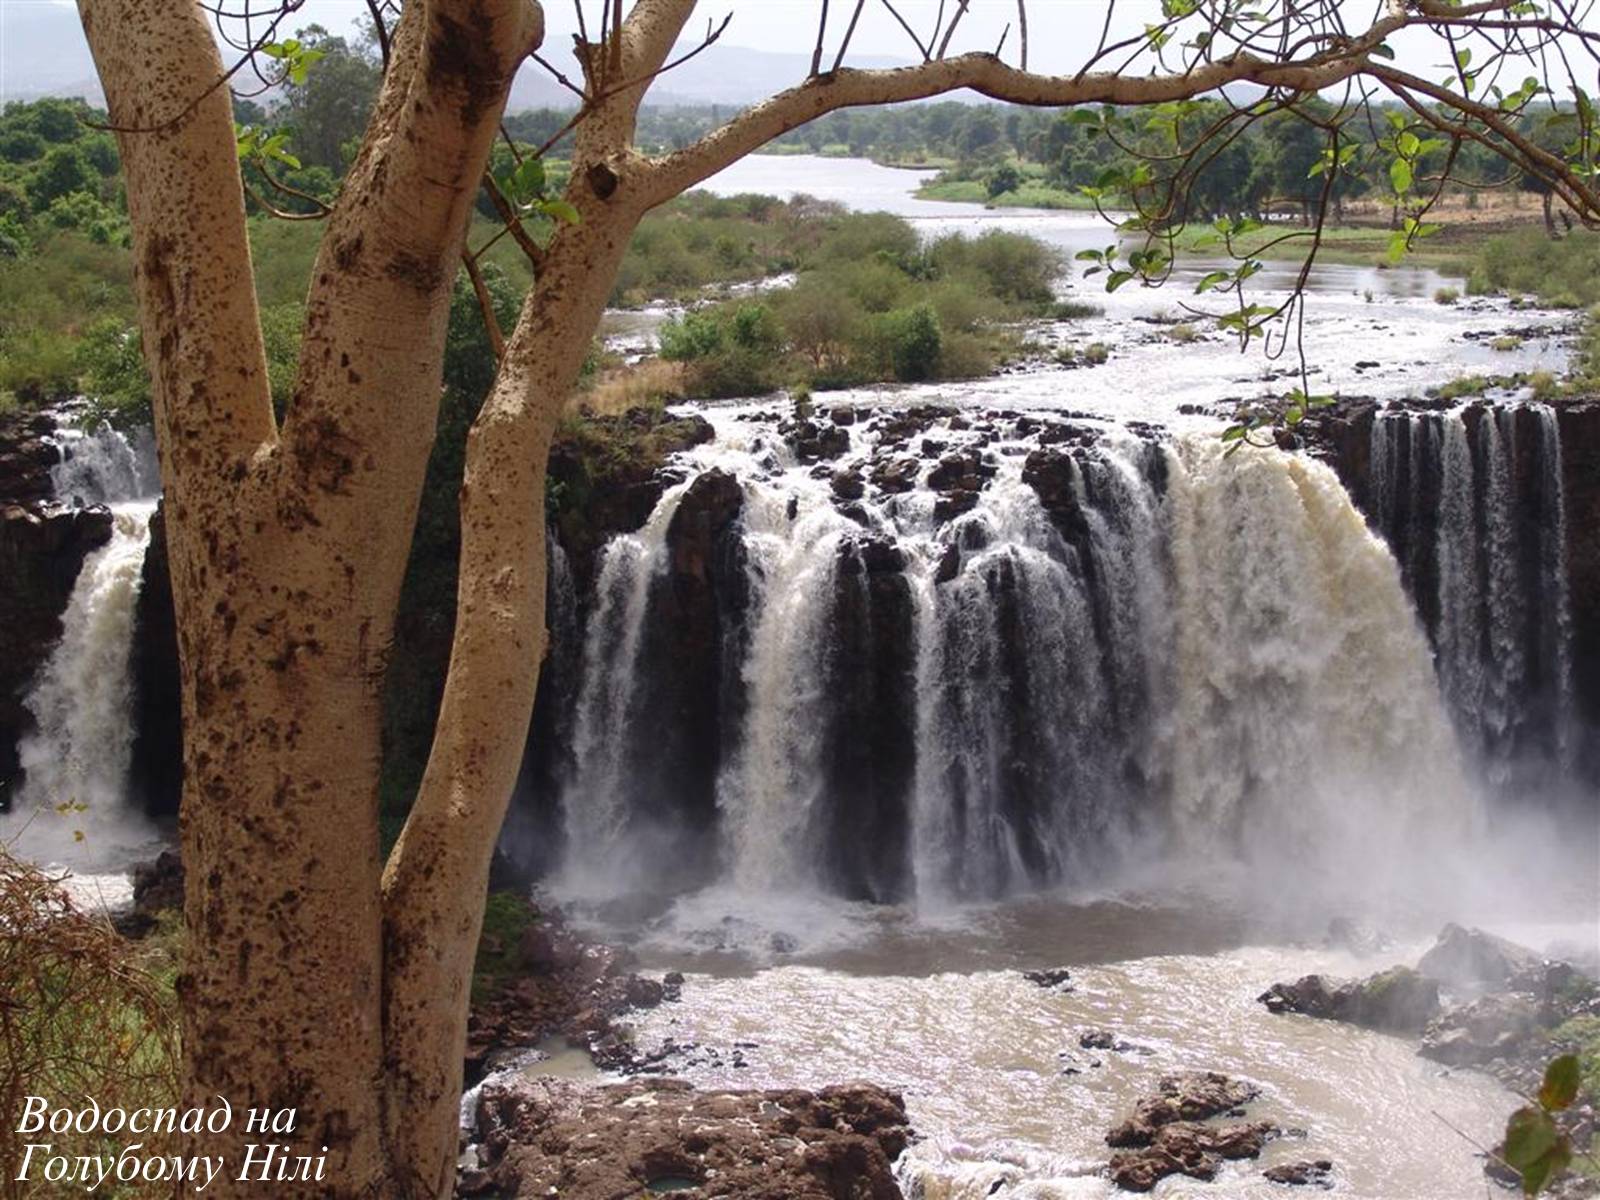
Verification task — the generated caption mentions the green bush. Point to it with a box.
[875,303,943,381]
[77,317,150,425]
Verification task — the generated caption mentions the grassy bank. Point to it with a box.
[914,175,1101,210]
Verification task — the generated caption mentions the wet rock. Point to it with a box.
[0,410,60,503]
[933,489,980,523]
[546,408,715,592]
[1022,967,1073,990]
[0,501,114,800]
[112,848,185,938]
[1418,992,1543,1067]
[769,931,800,955]
[623,976,666,1010]
[1106,1072,1260,1147]
[926,450,995,495]
[1323,916,1393,957]
[1081,1029,1117,1050]
[129,503,180,818]
[472,1077,911,1199]
[782,418,851,463]
[1417,923,1542,991]
[1258,966,1441,1034]
[870,457,920,494]
[1108,1121,1277,1192]
[933,543,962,585]
[831,468,865,501]
[829,406,857,427]
[1264,1160,1335,1187]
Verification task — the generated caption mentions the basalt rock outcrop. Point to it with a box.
[1307,396,1600,787]
[1105,1073,1279,1193]
[1257,967,1441,1034]
[465,1077,912,1199]
[129,503,180,817]
[0,502,111,802]
[1416,923,1543,991]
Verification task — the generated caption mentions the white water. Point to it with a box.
[551,407,1489,919]
[1369,403,1576,784]
[2,421,162,886]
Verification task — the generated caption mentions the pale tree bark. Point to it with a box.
[81,0,538,1194]
[75,0,1600,1196]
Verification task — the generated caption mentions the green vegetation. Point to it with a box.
[651,209,1063,397]
[473,891,540,1003]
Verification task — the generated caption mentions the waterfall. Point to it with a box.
[1367,403,1574,787]
[540,406,1506,910]
[4,420,161,872]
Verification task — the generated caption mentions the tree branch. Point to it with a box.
[639,39,1407,205]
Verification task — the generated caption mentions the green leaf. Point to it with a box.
[1521,1145,1572,1197]
[1398,131,1421,158]
[1455,47,1472,69]
[1369,42,1395,59]
[1390,157,1413,195]
[1539,1055,1582,1111]
[1221,425,1247,442]
[1075,248,1105,262]
[1196,269,1232,293]
[539,198,581,225]
[1505,1107,1559,1171]
[1106,270,1135,292]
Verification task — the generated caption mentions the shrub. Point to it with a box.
[875,303,943,381]
[1084,342,1110,364]
[1433,287,1460,305]
[0,849,180,1197]
[657,308,725,360]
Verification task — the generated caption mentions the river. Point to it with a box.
[528,153,1599,1199]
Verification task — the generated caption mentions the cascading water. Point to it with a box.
[535,402,1495,915]
[2,420,162,874]
[1365,402,1573,787]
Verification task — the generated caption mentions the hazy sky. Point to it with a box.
[2,0,1589,105]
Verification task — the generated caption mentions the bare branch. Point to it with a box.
[812,0,831,76]
[833,0,868,71]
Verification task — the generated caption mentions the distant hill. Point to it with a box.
[0,6,916,112]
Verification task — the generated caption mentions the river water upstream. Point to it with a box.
[544,154,1600,1199]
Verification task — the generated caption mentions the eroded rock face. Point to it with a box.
[1106,1072,1260,1148]
[1264,1159,1336,1188]
[467,1077,911,1199]
[1419,992,1543,1068]
[0,501,112,800]
[1416,923,1542,991]
[1257,966,1441,1034]
[1105,1073,1277,1192]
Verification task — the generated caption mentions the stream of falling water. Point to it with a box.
[1,421,162,890]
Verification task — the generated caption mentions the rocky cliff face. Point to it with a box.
[0,412,111,806]
[1309,396,1600,788]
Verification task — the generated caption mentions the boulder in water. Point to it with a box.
[1417,923,1542,990]
[1258,967,1441,1033]
[470,1077,910,1199]
[1022,967,1073,990]
[1264,1160,1336,1187]
[1418,992,1543,1067]
[1106,1072,1259,1147]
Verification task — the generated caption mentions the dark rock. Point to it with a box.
[812,536,916,902]
[1264,1160,1335,1187]
[1080,1029,1117,1050]
[831,468,865,501]
[769,931,799,955]
[927,450,995,495]
[1109,1121,1277,1192]
[1107,1073,1260,1148]
[547,408,715,594]
[870,457,920,494]
[934,543,962,585]
[472,1077,910,1199]
[1419,992,1542,1067]
[829,406,857,427]
[782,418,850,463]
[623,976,666,1010]
[130,502,180,817]
[933,489,980,523]
[1023,967,1073,989]
[0,410,60,504]
[1417,924,1542,991]
[1258,966,1441,1033]
[0,501,113,801]
[1323,916,1393,957]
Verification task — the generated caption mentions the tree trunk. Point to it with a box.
[1543,189,1560,240]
